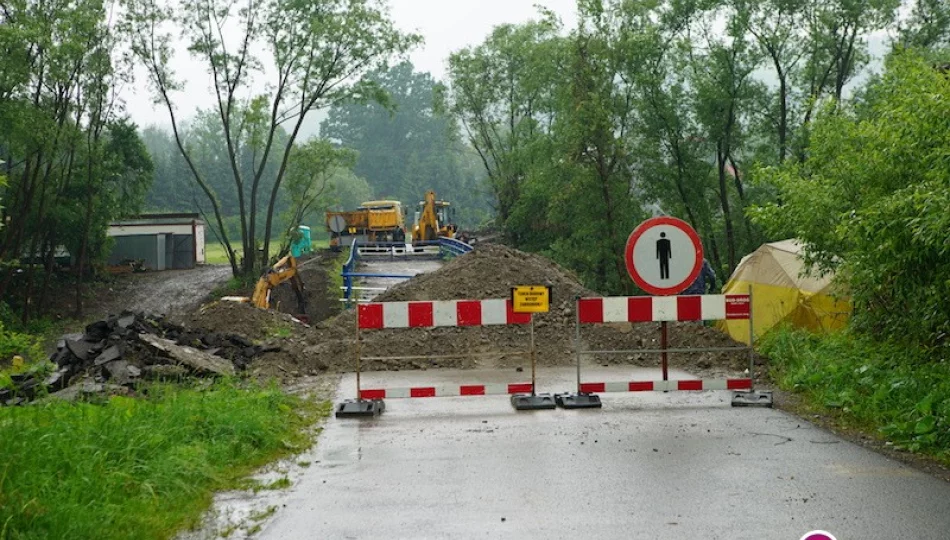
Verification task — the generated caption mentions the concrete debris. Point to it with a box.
[2,311,279,406]
[93,345,122,366]
[138,334,235,377]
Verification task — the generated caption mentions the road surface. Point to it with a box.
[90,265,232,320]
[355,256,442,301]
[196,366,950,540]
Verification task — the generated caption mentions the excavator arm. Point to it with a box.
[251,256,308,315]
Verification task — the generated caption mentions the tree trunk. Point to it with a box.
[75,170,96,318]
[38,233,57,316]
[778,73,788,163]
[717,145,737,273]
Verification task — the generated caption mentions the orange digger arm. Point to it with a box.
[251,256,307,314]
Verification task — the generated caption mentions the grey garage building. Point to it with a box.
[107,214,206,271]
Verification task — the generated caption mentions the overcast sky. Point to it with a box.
[125,0,579,134]
[124,0,897,137]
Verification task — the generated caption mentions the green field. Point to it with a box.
[204,240,330,265]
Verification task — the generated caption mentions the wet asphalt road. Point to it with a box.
[254,367,950,540]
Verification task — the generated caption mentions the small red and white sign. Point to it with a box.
[625,217,703,296]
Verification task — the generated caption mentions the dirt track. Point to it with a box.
[89,265,232,320]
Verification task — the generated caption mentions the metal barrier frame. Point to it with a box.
[340,238,474,305]
[336,299,545,417]
[570,289,759,403]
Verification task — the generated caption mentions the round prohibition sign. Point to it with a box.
[625,216,704,296]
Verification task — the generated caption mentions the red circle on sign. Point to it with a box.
[625,217,704,296]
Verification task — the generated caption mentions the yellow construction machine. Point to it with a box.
[412,190,457,243]
[250,255,308,316]
[325,200,407,250]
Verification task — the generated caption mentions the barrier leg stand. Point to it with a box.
[732,286,773,408]
[661,321,669,381]
[556,297,602,409]
[512,316,556,410]
[337,312,385,418]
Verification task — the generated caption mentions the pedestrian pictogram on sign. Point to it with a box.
[625,217,703,296]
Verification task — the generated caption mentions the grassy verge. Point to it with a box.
[760,327,950,462]
[0,381,330,540]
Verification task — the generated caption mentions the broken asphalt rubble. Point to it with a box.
[1,312,281,406]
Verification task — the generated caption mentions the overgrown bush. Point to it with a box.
[751,50,950,352]
[761,327,950,458]
[0,320,44,366]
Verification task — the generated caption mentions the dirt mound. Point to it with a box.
[184,301,330,378]
[301,244,760,376]
[173,245,760,379]
[375,244,592,302]
[185,301,304,341]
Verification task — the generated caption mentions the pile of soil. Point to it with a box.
[308,245,760,376]
[183,244,760,378]
[187,301,326,378]
[185,301,303,341]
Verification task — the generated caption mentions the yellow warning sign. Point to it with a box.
[511,286,551,313]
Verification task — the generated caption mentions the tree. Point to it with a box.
[750,51,950,350]
[276,139,355,255]
[122,0,420,276]
[321,61,491,226]
[445,13,566,232]
[899,0,950,51]
[0,0,152,320]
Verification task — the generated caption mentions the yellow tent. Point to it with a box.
[716,239,851,344]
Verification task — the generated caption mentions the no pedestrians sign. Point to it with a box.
[625,217,703,296]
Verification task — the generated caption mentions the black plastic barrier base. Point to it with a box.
[336,399,386,418]
[731,390,773,408]
[555,392,603,409]
[511,393,557,410]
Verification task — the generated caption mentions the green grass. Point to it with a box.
[204,240,331,265]
[760,327,950,461]
[204,242,234,265]
[0,381,330,540]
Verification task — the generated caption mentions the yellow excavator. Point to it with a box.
[412,190,457,243]
[248,255,308,316]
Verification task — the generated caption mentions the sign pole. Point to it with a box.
[748,285,755,385]
[530,316,537,396]
[356,314,362,400]
[661,321,669,381]
[575,297,582,393]
[509,293,555,410]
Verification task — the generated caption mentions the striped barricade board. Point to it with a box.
[358,299,531,330]
[577,294,750,323]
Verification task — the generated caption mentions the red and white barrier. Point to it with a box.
[358,299,531,330]
[578,378,752,394]
[577,294,750,324]
[360,383,534,400]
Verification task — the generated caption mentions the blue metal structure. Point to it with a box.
[341,237,474,304]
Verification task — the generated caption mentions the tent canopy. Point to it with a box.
[717,240,851,344]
